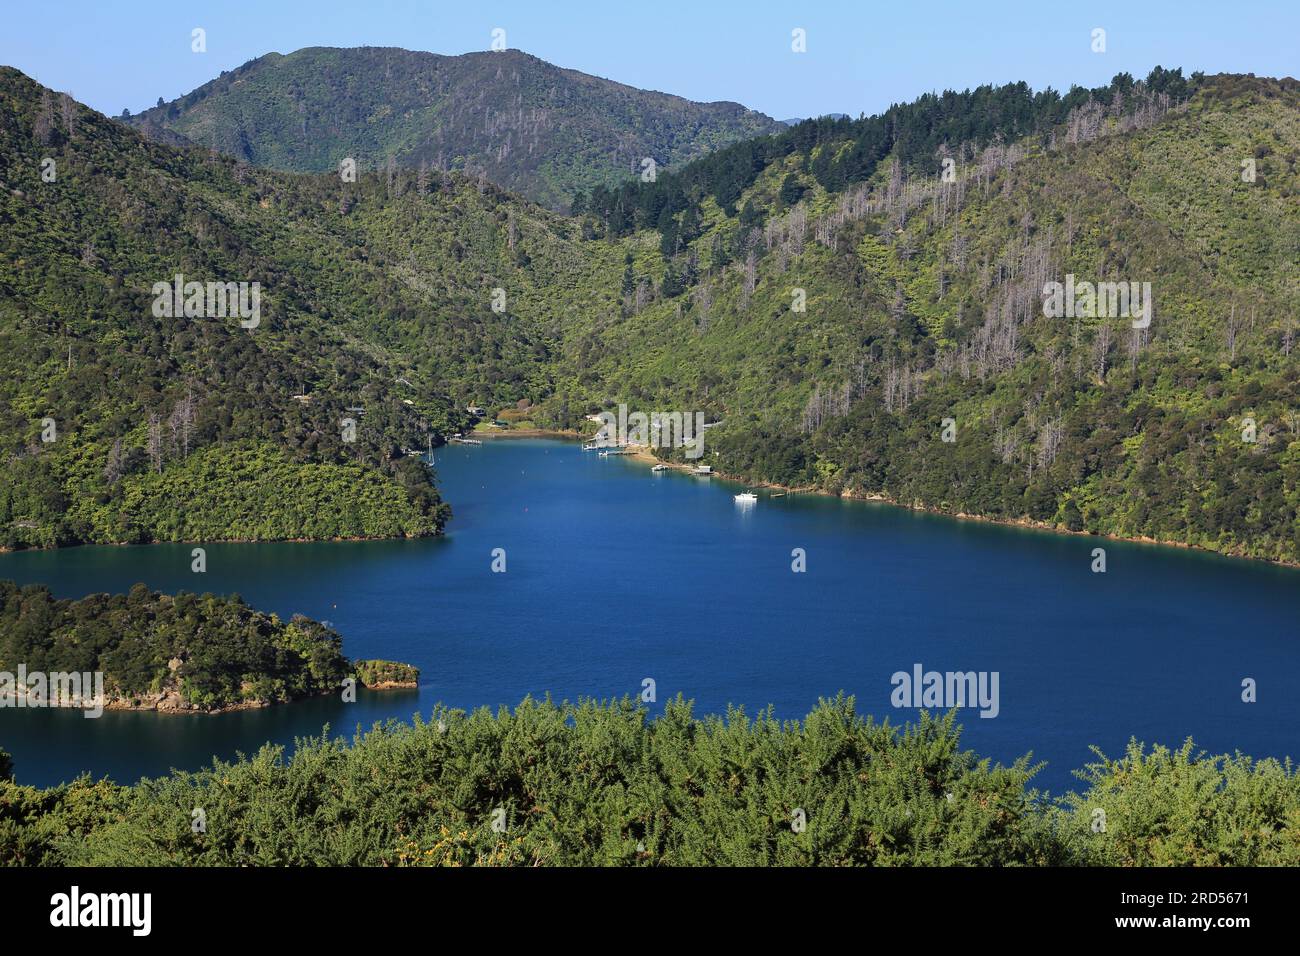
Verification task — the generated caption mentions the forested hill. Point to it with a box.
[0,580,417,711]
[540,69,1300,564]
[5,64,1299,566]
[0,65,468,549]
[127,47,783,210]
[576,68,1202,229]
[1,63,626,551]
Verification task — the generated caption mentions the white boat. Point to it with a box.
[651,464,668,472]
[734,492,758,503]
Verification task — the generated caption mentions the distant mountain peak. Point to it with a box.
[779,112,851,126]
[129,45,783,209]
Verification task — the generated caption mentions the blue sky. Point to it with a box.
[1,0,1295,120]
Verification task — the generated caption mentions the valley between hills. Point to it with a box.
[3,62,1297,565]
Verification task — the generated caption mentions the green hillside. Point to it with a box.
[0,66,461,548]
[128,47,782,210]
[535,70,1300,564]
[5,64,1299,566]
[0,580,416,711]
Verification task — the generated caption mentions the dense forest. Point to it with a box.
[4,64,1299,565]
[1,696,1295,865]
[0,580,414,710]
[129,47,781,210]
[0,65,477,549]
[549,70,1300,564]
[576,68,1201,233]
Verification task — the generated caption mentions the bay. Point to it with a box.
[1,437,1297,793]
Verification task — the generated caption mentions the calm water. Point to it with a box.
[1,438,1297,793]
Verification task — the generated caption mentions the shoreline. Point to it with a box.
[472,427,582,439]
[5,681,419,717]
[617,444,1300,571]
[6,434,1294,570]
[0,529,441,555]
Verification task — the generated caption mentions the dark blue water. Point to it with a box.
[1,438,1297,793]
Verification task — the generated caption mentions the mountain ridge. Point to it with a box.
[4,65,1298,566]
[127,46,783,209]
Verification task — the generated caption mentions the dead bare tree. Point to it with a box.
[740,251,757,309]
[103,438,126,485]
[59,93,76,139]
[1093,321,1113,383]
[168,384,196,458]
[147,414,163,473]
[1226,302,1247,360]
[1036,417,1064,469]
[692,281,713,331]
[1284,411,1300,438]
[1127,326,1146,373]
[34,90,56,145]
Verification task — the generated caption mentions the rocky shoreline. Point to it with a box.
[3,661,420,716]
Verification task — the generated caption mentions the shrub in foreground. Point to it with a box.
[0,696,1295,866]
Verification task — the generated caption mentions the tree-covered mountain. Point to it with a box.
[0,65,465,548]
[538,68,1300,565]
[5,63,1299,567]
[576,68,1201,230]
[127,47,782,210]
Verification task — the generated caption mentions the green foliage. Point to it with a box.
[353,660,419,687]
[91,442,442,543]
[0,580,352,709]
[2,67,465,549]
[554,74,1300,565]
[579,68,1200,233]
[1,695,1294,866]
[779,172,806,207]
[0,775,126,866]
[129,48,782,210]
[5,64,1298,569]
[1054,740,1300,865]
